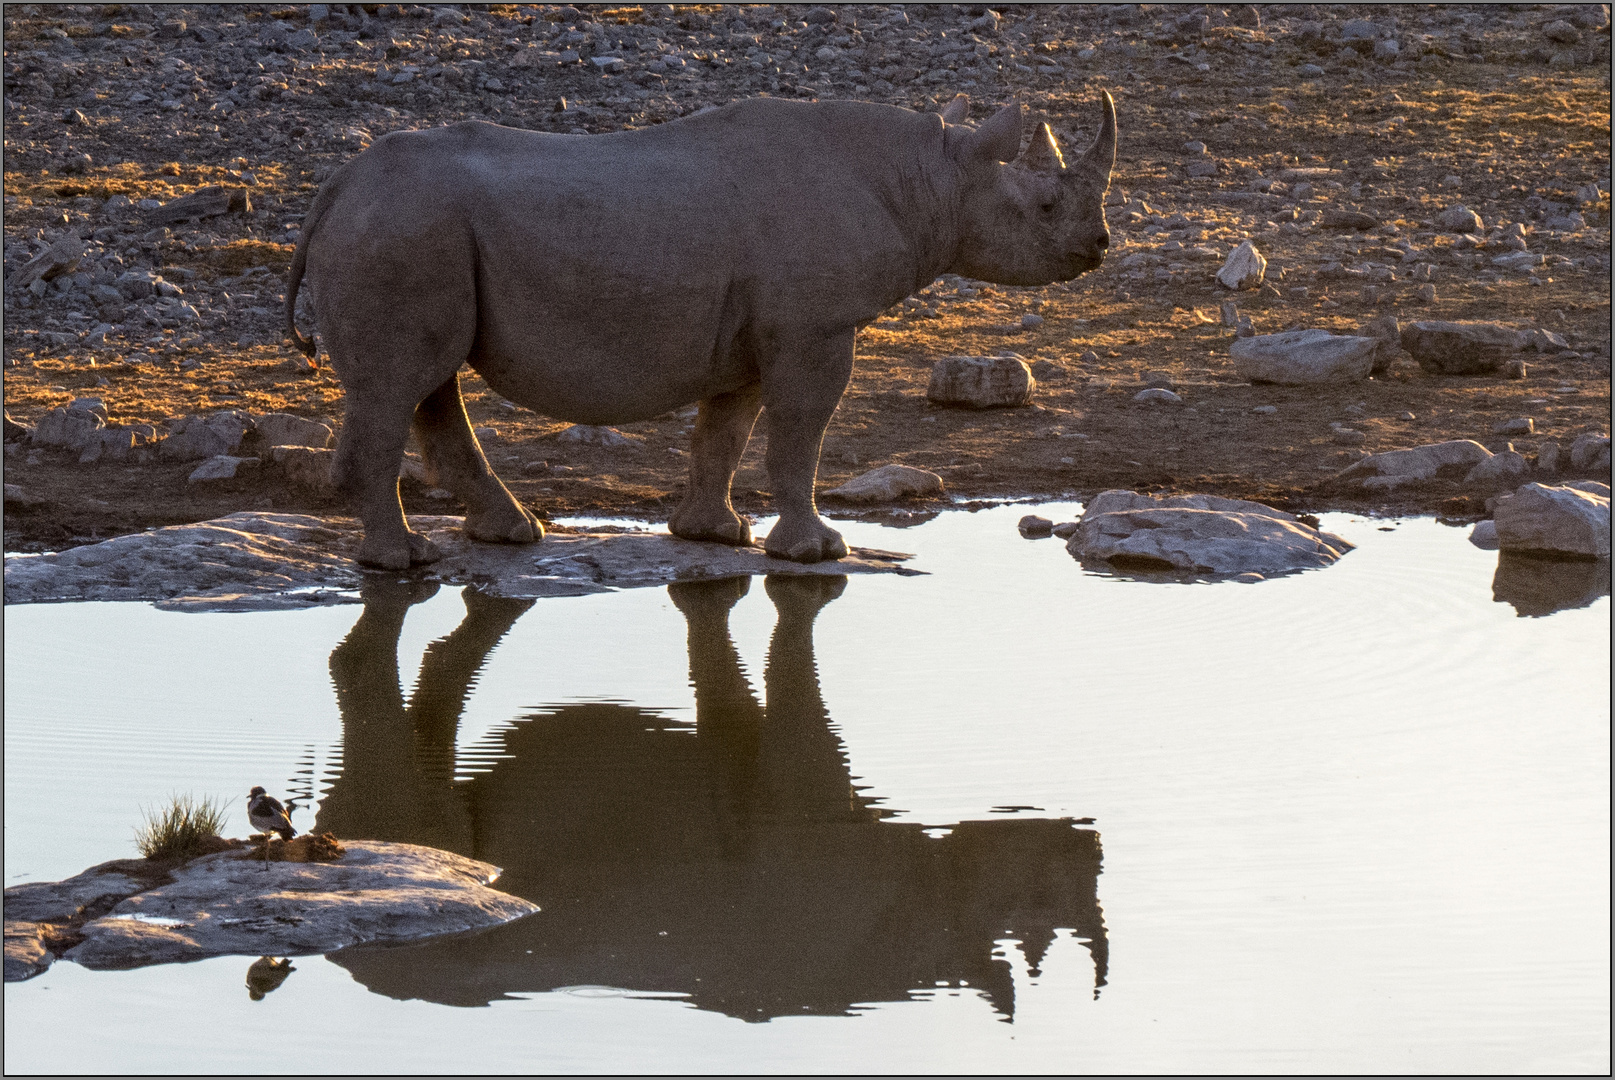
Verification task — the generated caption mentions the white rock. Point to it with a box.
[1492,251,1542,271]
[1493,483,1611,557]
[926,355,1035,408]
[1569,433,1611,471]
[256,412,333,448]
[555,424,640,447]
[1230,329,1377,385]
[1132,387,1183,404]
[1215,239,1267,290]
[56,841,538,972]
[1465,450,1529,485]
[1334,440,1493,487]
[821,464,944,504]
[187,455,258,483]
[1067,490,1354,576]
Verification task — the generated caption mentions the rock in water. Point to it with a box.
[1492,483,1611,558]
[1216,239,1266,290]
[821,464,945,503]
[926,355,1036,408]
[1399,321,1526,376]
[55,841,540,972]
[1066,490,1354,575]
[1230,329,1378,385]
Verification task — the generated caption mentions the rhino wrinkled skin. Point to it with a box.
[286,92,1117,568]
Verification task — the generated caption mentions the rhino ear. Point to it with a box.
[959,101,1024,166]
[939,93,970,125]
[1020,122,1066,174]
[1080,91,1118,176]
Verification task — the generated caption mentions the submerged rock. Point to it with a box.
[1492,551,1612,617]
[1492,483,1611,558]
[2,512,920,610]
[1066,490,1354,576]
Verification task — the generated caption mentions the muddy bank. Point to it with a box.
[3,3,1610,551]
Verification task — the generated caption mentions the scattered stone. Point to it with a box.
[1469,519,1499,549]
[1333,427,1367,446]
[30,407,105,452]
[10,238,85,289]
[1436,205,1484,232]
[270,445,337,494]
[1537,440,1562,474]
[1219,300,1240,327]
[159,412,254,461]
[1542,19,1582,43]
[1493,417,1535,436]
[1524,328,1570,353]
[255,412,333,449]
[1215,239,1266,290]
[1230,329,1377,385]
[1361,313,1402,374]
[1569,433,1612,472]
[1252,404,1278,415]
[1373,38,1400,61]
[1399,321,1526,376]
[1334,440,1494,490]
[1067,490,1354,576]
[79,429,136,465]
[187,454,260,483]
[1017,514,1054,538]
[1503,359,1529,380]
[822,464,945,504]
[1051,521,1080,539]
[926,355,1036,408]
[1493,483,1611,558]
[3,484,47,508]
[1132,387,1183,405]
[146,185,251,225]
[1019,313,1044,330]
[1321,208,1380,230]
[1465,450,1529,486]
[1492,251,1541,272]
[3,412,28,442]
[1028,359,1066,379]
[1185,159,1219,178]
[554,424,640,447]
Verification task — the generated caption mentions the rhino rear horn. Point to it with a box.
[963,101,1024,165]
[939,93,970,125]
[1020,122,1066,173]
[1081,91,1118,175]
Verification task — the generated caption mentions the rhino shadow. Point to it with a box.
[314,576,1107,1021]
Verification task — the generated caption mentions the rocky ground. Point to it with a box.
[3,2,1611,553]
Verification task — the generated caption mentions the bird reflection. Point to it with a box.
[245,957,295,1000]
[315,574,1107,1021]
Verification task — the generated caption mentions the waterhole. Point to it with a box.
[4,504,1608,1073]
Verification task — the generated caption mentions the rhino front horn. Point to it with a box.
[1082,91,1117,175]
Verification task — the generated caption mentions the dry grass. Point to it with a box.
[134,793,227,861]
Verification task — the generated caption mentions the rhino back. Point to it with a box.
[306,100,959,421]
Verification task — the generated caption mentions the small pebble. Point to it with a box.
[1492,417,1534,436]
[1398,411,1417,421]
[1020,313,1045,330]
[1132,388,1183,405]
[1253,405,1278,415]
[1332,428,1367,445]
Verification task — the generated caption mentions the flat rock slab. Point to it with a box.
[1068,490,1354,577]
[3,513,920,611]
[49,842,537,974]
[1331,439,1494,491]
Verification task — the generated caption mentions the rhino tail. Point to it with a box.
[284,184,335,362]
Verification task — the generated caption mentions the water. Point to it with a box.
[4,505,1609,1073]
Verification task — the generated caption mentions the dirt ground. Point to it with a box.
[3,3,1611,553]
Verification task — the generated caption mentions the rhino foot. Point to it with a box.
[764,519,848,564]
[668,507,754,546]
[465,505,544,545]
[357,530,442,570]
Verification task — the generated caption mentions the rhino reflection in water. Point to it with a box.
[315,577,1107,1020]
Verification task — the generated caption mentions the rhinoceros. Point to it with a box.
[285,92,1116,569]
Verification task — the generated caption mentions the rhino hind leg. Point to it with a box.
[333,403,444,571]
[760,333,853,564]
[668,383,763,547]
[413,375,543,545]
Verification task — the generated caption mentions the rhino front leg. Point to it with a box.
[413,375,543,545]
[761,331,853,564]
[334,404,444,570]
[669,382,763,546]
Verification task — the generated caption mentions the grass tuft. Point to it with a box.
[135,794,228,861]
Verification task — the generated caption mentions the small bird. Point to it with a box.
[247,786,297,869]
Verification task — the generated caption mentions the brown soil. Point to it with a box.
[3,4,1610,553]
